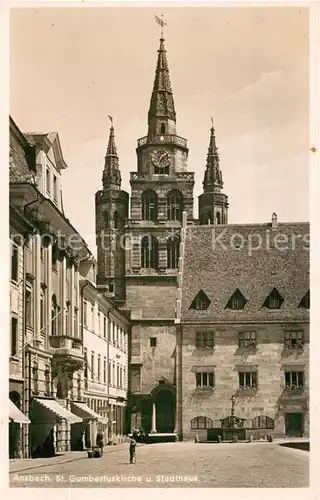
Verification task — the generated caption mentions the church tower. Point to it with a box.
[125,33,194,434]
[199,122,228,225]
[95,120,129,302]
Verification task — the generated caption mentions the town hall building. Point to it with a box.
[95,34,309,440]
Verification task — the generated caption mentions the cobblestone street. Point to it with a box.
[9,442,309,488]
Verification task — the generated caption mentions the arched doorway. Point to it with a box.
[9,391,21,458]
[155,390,175,433]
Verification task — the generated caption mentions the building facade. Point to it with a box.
[80,259,129,447]
[95,34,309,438]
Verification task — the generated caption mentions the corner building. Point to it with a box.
[95,35,309,438]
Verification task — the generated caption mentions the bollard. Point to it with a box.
[232,434,238,443]
[217,435,222,443]
[268,434,273,442]
[248,435,253,443]
[194,434,199,443]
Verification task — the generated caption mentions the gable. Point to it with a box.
[189,289,211,310]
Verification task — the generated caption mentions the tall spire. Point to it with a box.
[203,120,223,192]
[102,118,121,190]
[147,36,176,138]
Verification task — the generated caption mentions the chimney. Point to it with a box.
[271,212,278,229]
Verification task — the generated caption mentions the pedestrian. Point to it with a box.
[96,431,104,456]
[129,433,137,464]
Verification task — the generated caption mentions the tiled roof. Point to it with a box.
[181,223,309,322]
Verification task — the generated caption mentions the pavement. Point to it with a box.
[9,439,309,488]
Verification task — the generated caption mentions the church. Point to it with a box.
[95,34,309,440]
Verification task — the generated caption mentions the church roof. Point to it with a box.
[148,38,176,123]
[181,222,309,323]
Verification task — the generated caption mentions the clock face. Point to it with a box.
[151,150,171,169]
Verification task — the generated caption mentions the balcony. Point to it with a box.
[137,134,187,149]
[130,171,194,182]
[49,335,84,377]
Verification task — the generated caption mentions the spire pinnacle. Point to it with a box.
[102,119,121,190]
[203,119,223,192]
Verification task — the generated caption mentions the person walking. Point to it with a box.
[96,431,104,456]
[129,433,137,464]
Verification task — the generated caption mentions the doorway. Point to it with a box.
[156,390,175,433]
[285,413,303,437]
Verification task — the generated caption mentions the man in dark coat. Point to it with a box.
[96,431,104,455]
[129,433,137,464]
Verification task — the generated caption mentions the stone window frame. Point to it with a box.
[252,416,274,430]
[195,330,214,348]
[195,371,215,389]
[11,241,19,282]
[150,337,157,347]
[284,370,304,390]
[190,416,213,430]
[10,315,18,358]
[284,330,304,349]
[238,369,258,390]
[238,331,257,348]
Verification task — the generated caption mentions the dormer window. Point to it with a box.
[263,288,284,309]
[225,289,247,310]
[189,290,211,310]
[298,290,310,309]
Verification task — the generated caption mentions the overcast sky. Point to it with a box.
[10,6,309,253]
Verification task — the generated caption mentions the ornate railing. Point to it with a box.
[137,134,188,148]
[49,335,83,352]
[130,171,194,181]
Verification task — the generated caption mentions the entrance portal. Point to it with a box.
[285,413,303,437]
[155,390,175,433]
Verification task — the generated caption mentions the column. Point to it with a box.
[151,402,157,433]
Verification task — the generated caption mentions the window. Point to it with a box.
[53,175,58,201]
[117,326,119,346]
[113,322,116,344]
[226,289,247,310]
[114,211,120,230]
[83,301,88,327]
[11,243,18,281]
[189,290,211,310]
[103,210,109,229]
[124,368,126,389]
[77,375,81,400]
[46,167,50,193]
[141,235,158,269]
[196,331,214,348]
[52,244,58,271]
[299,291,310,309]
[239,371,257,390]
[285,371,304,390]
[150,337,157,347]
[45,365,51,395]
[32,362,39,394]
[160,123,166,135]
[103,316,107,339]
[239,332,256,348]
[117,364,120,388]
[141,190,158,222]
[84,348,88,379]
[252,416,274,429]
[40,243,44,261]
[285,331,304,349]
[195,372,214,389]
[216,212,221,225]
[97,355,101,382]
[108,362,111,386]
[51,295,58,335]
[98,312,101,335]
[74,308,78,337]
[190,416,213,429]
[25,287,33,328]
[167,235,180,269]
[103,357,107,383]
[11,317,18,357]
[91,304,94,331]
[40,294,45,333]
[263,288,284,309]
[167,190,183,222]
[91,352,95,380]
[120,366,122,389]
[112,362,115,386]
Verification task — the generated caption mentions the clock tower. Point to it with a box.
[125,34,194,434]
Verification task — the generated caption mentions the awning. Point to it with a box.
[9,400,30,424]
[32,398,82,424]
[71,401,108,424]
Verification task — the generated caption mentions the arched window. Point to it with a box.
[160,123,166,135]
[103,210,109,229]
[114,211,119,229]
[141,190,158,222]
[167,190,183,222]
[51,294,59,335]
[141,235,158,269]
[216,212,221,225]
[252,416,274,429]
[45,364,51,395]
[32,361,39,395]
[167,235,180,269]
[190,416,213,430]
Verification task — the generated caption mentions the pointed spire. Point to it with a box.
[148,37,176,135]
[102,119,121,190]
[203,119,223,192]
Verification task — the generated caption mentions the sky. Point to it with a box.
[10,6,309,254]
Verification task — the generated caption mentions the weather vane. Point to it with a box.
[108,115,113,125]
[211,117,214,127]
[155,14,167,38]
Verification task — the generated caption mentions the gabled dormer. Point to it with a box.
[298,290,310,309]
[225,288,247,310]
[263,287,284,309]
[189,289,211,310]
